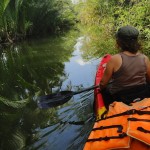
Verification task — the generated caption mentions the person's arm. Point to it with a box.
[99,57,114,90]
[144,55,150,83]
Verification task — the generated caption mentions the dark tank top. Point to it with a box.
[109,52,147,94]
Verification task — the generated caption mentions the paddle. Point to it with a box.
[37,85,99,109]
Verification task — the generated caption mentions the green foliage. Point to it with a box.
[113,0,150,35]
[113,0,150,54]
[0,96,29,109]
[0,0,76,43]
[0,94,59,150]
[0,95,28,149]
[0,0,10,14]
[0,129,26,150]
[77,0,150,58]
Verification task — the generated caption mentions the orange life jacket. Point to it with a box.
[84,98,150,150]
[127,98,150,146]
[113,139,149,150]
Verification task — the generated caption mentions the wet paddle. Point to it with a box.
[37,85,99,109]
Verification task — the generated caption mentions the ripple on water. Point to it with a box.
[30,91,95,150]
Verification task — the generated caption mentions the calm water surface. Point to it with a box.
[0,35,102,150]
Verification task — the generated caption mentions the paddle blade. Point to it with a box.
[37,91,74,109]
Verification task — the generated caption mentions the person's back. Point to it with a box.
[109,52,147,94]
[99,25,150,107]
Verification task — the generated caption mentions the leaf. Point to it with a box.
[0,0,10,14]
[0,96,29,109]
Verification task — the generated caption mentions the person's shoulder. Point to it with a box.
[112,54,121,59]
[139,53,149,61]
[143,54,150,64]
[107,54,122,68]
[143,54,149,59]
[138,53,150,67]
[110,54,121,62]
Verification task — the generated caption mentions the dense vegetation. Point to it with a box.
[76,0,150,58]
[0,0,76,44]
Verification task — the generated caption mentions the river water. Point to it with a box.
[0,35,101,150]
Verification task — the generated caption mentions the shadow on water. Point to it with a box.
[0,34,101,150]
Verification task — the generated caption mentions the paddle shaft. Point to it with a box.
[72,85,100,95]
[37,85,100,108]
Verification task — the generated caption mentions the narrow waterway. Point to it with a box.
[0,35,101,150]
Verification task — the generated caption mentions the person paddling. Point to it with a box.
[99,25,150,108]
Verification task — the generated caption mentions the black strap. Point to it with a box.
[128,117,150,122]
[96,109,134,122]
[87,132,127,142]
[92,125,123,133]
[96,107,150,122]
[137,127,150,133]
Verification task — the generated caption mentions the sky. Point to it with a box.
[71,0,86,4]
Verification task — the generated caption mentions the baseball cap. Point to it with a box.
[116,25,139,40]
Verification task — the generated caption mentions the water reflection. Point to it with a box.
[62,36,99,90]
[0,35,100,150]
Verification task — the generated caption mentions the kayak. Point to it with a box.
[84,54,150,150]
[94,54,111,120]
